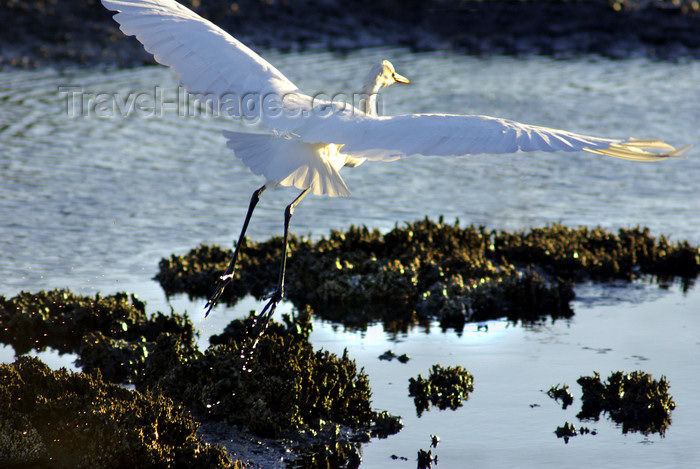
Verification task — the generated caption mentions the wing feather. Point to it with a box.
[293,113,686,162]
[101,0,302,123]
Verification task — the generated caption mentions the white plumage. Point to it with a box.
[101,0,688,199]
[223,131,350,197]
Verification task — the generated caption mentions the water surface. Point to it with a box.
[1,51,699,467]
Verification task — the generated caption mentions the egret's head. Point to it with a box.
[368,60,410,90]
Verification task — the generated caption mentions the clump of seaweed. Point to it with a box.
[371,411,404,438]
[547,383,574,409]
[0,289,195,383]
[416,435,440,469]
[417,268,574,331]
[577,371,675,435]
[155,220,699,331]
[136,310,399,442]
[378,350,410,363]
[0,290,399,463]
[285,421,366,469]
[0,356,236,468]
[408,364,474,416]
[466,270,574,323]
[417,448,438,469]
[554,422,593,444]
[493,225,700,281]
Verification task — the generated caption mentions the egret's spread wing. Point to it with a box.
[296,113,688,162]
[101,0,307,125]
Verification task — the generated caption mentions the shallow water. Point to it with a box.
[1,51,699,467]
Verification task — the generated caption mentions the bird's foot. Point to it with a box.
[262,287,285,301]
[239,289,284,370]
[255,288,283,331]
[204,272,235,317]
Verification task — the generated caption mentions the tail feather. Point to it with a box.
[223,131,351,197]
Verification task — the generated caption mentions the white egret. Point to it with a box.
[101,0,689,327]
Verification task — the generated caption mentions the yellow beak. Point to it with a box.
[393,73,410,84]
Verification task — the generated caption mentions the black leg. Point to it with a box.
[247,187,311,341]
[276,187,311,299]
[205,184,266,317]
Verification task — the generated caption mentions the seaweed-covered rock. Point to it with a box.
[554,422,593,443]
[77,331,150,383]
[0,292,398,463]
[493,225,700,281]
[577,370,675,435]
[371,411,404,438]
[408,364,474,416]
[285,422,365,469]
[554,422,578,443]
[0,356,235,468]
[154,220,551,328]
[547,383,575,409]
[378,350,410,363]
[156,220,698,331]
[156,244,245,301]
[209,308,313,346]
[0,289,196,383]
[417,447,438,469]
[418,270,575,330]
[137,312,396,441]
[0,289,194,353]
[467,270,574,323]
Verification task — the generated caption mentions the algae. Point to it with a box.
[0,356,235,468]
[416,434,440,469]
[493,225,699,282]
[417,448,437,469]
[0,289,195,383]
[156,220,698,331]
[136,310,386,439]
[554,422,592,443]
[0,290,399,465]
[577,371,675,435]
[408,364,475,416]
[547,383,574,409]
[378,350,410,363]
[547,371,674,438]
[371,411,404,438]
[132,310,401,463]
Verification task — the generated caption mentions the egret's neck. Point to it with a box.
[360,76,382,116]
